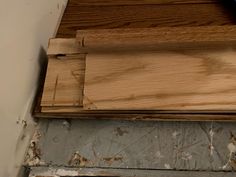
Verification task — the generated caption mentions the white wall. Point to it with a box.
[0,0,67,176]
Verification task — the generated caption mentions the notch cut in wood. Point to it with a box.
[41,54,86,107]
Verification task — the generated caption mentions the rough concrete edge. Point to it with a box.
[29,166,236,177]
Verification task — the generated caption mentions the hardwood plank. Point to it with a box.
[84,50,236,110]
[41,55,85,107]
[41,106,83,113]
[47,38,82,56]
[76,26,236,52]
[72,0,217,6]
[57,3,236,37]
[34,111,236,121]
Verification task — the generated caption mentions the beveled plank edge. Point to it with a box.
[34,111,236,121]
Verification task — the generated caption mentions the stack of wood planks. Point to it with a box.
[36,0,236,120]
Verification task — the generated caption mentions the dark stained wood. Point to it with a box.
[57,3,236,38]
[72,0,218,6]
[35,110,236,121]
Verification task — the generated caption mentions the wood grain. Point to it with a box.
[57,3,236,37]
[76,26,236,52]
[84,50,236,110]
[72,0,218,6]
[47,38,82,56]
[37,0,236,120]
[41,55,85,107]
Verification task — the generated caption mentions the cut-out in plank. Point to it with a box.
[84,50,236,110]
[41,55,85,107]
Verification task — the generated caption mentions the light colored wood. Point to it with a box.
[47,38,82,56]
[40,26,236,119]
[41,106,83,113]
[41,55,85,107]
[76,26,236,52]
[84,50,236,110]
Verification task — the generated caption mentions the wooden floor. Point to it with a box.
[37,0,236,120]
[29,0,236,176]
[56,0,236,38]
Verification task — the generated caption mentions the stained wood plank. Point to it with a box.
[72,0,217,6]
[41,55,85,107]
[76,26,236,52]
[57,3,236,37]
[84,50,236,110]
[34,111,236,121]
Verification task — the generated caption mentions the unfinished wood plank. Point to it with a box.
[47,38,82,56]
[84,50,236,110]
[41,55,85,107]
[41,106,83,113]
[76,26,236,52]
[57,3,236,37]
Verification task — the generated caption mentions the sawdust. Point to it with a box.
[222,132,236,170]
[208,121,215,156]
[181,151,192,161]
[164,163,171,169]
[102,156,123,165]
[172,131,180,139]
[24,130,45,166]
[68,151,89,167]
[115,127,128,136]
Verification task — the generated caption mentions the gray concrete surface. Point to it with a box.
[29,166,236,177]
[28,119,236,172]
